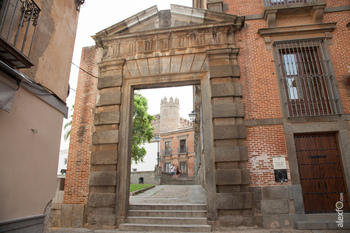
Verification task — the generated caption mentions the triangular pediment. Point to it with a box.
[93,4,244,40]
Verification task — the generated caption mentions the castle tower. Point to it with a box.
[159,97,180,133]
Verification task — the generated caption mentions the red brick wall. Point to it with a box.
[324,11,350,114]
[326,0,350,8]
[63,46,98,204]
[246,125,291,186]
[236,19,283,121]
[224,0,263,16]
[222,0,350,186]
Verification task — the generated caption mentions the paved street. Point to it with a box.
[50,185,348,233]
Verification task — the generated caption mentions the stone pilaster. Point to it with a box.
[207,48,253,226]
[86,58,125,229]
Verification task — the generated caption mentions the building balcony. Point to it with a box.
[161,150,172,157]
[263,0,325,7]
[0,0,40,69]
[263,0,326,27]
[178,147,188,155]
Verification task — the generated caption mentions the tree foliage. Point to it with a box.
[132,93,155,164]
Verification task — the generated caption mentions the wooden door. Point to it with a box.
[294,133,350,213]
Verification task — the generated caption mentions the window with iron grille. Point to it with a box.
[275,39,342,117]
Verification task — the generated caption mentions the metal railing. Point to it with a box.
[263,0,322,7]
[162,150,172,156]
[178,147,187,154]
[0,0,40,63]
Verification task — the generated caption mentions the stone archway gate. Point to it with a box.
[86,5,252,228]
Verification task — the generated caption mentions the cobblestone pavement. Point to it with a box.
[50,185,348,233]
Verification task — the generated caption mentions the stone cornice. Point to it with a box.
[92,4,245,43]
[258,22,336,37]
[258,22,337,50]
[160,127,193,137]
[96,20,244,42]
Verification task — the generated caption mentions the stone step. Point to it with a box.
[295,220,350,230]
[119,223,211,232]
[126,216,207,225]
[161,179,199,185]
[129,204,207,211]
[129,210,207,218]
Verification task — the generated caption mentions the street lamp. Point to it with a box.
[189,110,197,122]
[154,134,161,166]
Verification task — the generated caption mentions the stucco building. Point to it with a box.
[0,0,80,232]
[62,0,350,231]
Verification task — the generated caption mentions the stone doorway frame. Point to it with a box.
[88,47,251,228]
[116,71,217,226]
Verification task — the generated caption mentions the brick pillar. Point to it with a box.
[85,58,125,229]
[62,46,99,227]
[207,48,254,226]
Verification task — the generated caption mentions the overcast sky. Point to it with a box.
[60,0,193,150]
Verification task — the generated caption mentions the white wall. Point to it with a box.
[57,149,68,174]
[131,142,158,171]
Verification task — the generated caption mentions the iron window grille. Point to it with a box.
[275,39,342,117]
[0,0,40,68]
[263,0,321,7]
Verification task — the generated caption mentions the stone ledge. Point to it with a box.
[261,199,289,214]
[98,75,122,89]
[87,193,116,208]
[215,169,250,185]
[213,125,246,140]
[211,83,242,97]
[261,186,289,200]
[0,214,45,232]
[209,64,240,78]
[89,171,117,186]
[92,130,118,145]
[212,103,244,118]
[215,146,248,162]
[91,151,117,165]
[262,214,293,229]
[217,192,252,210]
[96,91,121,106]
[94,111,120,125]
[87,212,116,226]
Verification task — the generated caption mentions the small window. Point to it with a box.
[164,163,171,173]
[180,162,187,175]
[165,141,171,155]
[179,139,187,154]
[275,39,342,117]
